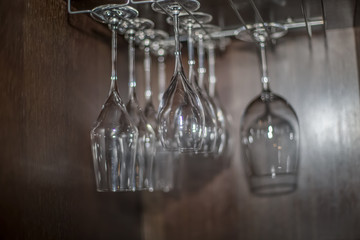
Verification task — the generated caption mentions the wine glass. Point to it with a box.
[89,5,139,192]
[150,39,178,192]
[135,29,169,133]
[151,39,175,103]
[168,12,217,154]
[151,0,205,153]
[204,38,233,159]
[193,24,230,156]
[121,18,157,191]
[193,25,219,90]
[239,26,300,196]
[137,29,180,192]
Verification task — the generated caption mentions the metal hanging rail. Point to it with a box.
[225,0,326,42]
[67,0,326,44]
[210,18,324,39]
[67,0,216,41]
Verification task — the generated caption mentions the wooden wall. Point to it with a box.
[1,0,360,240]
[142,29,360,240]
[0,0,142,239]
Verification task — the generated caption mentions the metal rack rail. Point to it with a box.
[67,0,326,43]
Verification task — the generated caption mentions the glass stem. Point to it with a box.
[144,46,152,103]
[187,25,195,82]
[207,44,216,98]
[158,55,166,102]
[110,29,118,95]
[128,33,137,100]
[173,9,183,74]
[197,36,206,88]
[259,42,270,92]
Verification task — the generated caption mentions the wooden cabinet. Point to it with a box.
[1,0,360,239]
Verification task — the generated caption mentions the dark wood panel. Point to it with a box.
[0,0,142,239]
[0,0,26,237]
[323,0,356,28]
[355,1,360,27]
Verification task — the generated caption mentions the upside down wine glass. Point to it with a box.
[90,5,138,192]
[150,39,177,192]
[137,29,178,192]
[152,0,205,152]
[176,13,217,154]
[136,29,169,133]
[205,39,233,158]
[240,29,300,196]
[194,24,230,157]
[122,18,157,191]
[151,39,176,103]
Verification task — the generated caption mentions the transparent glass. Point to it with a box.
[206,44,232,158]
[126,30,156,191]
[211,90,232,158]
[91,28,138,192]
[240,42,300,196]
[148,44,177,192]
[157,55,166,103]
[150,39,175,103]
[143,45,158,134]
[142,35,178,192]
[152,150,178,192]
[157,8,205,152]
[186,24,217,154]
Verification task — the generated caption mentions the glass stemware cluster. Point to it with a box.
[151,0,231,156]
[152,0,205,153]
[88,0,299,197]
[89,6,176,192]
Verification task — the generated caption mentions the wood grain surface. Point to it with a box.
[0,0,141,239]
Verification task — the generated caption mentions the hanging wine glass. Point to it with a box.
[150,39,178,192]
[193,24,230,157]
[193,25,220,91]
[151,39,176,103]
[151,0,205,153]
[89,5,139,192]
[238,24,300,196]
[167,12,217,154]
[135,29,169,133]
[204,38,233,159]
[120,18,157,191]
[136,29,179,192]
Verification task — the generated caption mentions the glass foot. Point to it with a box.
[151,0,200,14]
[90,5,138,24]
